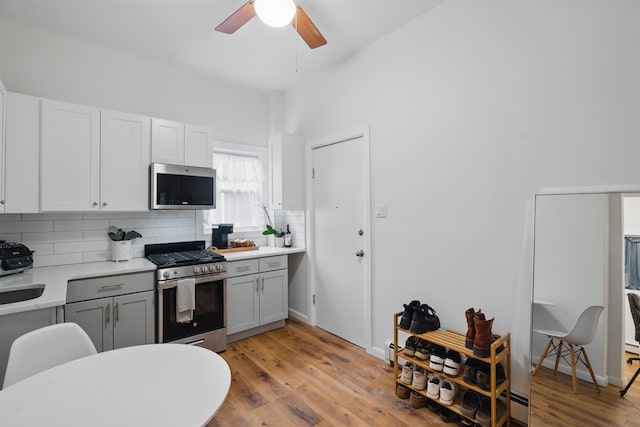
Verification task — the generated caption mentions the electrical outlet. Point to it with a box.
[375,203,387,218]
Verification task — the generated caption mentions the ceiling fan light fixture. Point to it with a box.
[254,0,296,28]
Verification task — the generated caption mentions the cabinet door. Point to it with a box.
[101,110,151,211]
[5,92,40,213]
[151,118,184,165]
[259,269,288,325]
[184,124,213,168]
[227,273,260,334]
[65,298,114,352]
[112,291,155,349]
[270,133,305,210]
[41,99,100,211]
[0,79,5,212]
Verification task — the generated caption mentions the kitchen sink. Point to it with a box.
[0,284,45,305]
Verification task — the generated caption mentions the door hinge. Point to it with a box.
[313,294,316,305]
[312,168,315,179]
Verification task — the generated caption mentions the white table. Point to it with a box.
[0,343,231,426]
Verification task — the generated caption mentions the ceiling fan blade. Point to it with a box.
[292,6,327,49]
[215,0,256,34]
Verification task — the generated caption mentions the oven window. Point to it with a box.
[161,280,224,342]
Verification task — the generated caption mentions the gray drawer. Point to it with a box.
[66,271,154,303]
[259,255,287,272]
[227,259,259,278]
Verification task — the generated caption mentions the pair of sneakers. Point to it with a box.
[426,374,458,405]
[429,346,462,376]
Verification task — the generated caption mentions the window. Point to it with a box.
[206,144,267,232]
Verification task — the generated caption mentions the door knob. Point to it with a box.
[355,250,364,257]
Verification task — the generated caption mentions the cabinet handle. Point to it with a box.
[92,202,98,207]
[261,277,265,293]
[0,200,5,205]
[105,303,110,327]
[100,284,123,291]
[237,266,250,272]
[255,279,259,293]
[102,202,108,207]
[268,262,281,268]
[114,302,119,323]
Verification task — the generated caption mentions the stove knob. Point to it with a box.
[216,264,222,271]
[201,265,209,273]
[163,271,171,279]
[193,266,200,274]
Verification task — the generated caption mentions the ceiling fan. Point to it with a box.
[215,0,327,49]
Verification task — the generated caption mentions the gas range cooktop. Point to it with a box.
[144,241,225,268]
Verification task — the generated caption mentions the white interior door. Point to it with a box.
[312,135,369,349]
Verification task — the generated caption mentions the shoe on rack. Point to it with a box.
[400,300,420,329]
[410,304,440,334]
[439,378,458,406]
[415,340,432,361]
[475,360,492,390]
[426,373,441,400]
[396,383,411,399]
[439,407,460,423]
[465,307,479,349]
[412,367,427,391]
[426,398,440,413]
[475,397,506,427]
[404,336,419,356]
[429,345,446,372]
[472,313,503,358]
[409,391,428,409]
[443,350,462,376]
[400,362,414,385]
[463,357,479,385]
[459,390,481,418]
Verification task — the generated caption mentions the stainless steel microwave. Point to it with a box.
[150,163,216,210]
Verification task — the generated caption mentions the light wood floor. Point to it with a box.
[209,318,521,427]
[530,354,640,426]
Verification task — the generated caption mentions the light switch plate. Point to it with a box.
[375,203,387,218]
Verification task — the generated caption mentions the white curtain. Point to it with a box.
[207,151,264,229]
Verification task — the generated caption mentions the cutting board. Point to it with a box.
[207,246,259,254]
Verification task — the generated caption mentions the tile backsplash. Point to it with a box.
[274,210,306,248]
[0,211,198,267]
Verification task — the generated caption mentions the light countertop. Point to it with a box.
[0,247,305,316]
[219,246,305,261]
[0,258,157,316]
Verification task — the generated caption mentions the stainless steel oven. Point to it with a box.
[145,241,227,353]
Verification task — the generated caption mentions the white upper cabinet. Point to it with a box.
[151,119,213,168]
[41,100,151,212]
[151,118,185,165]
[41,99,101,211]
[184,124,214,168]
[100,110,151,211]
[0,79,5,212]
[270,133,305,210]
[5,92,40,213]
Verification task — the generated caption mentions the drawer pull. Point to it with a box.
[100,284,124,291]
[268,262,281,268]
[236,266,251,272]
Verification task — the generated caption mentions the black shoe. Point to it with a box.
[475,360,492,390]
[404,335,419,356]
[439,407,460,423]
[463,358,479,385]
[400,300,420,329]
[410,304,440,333]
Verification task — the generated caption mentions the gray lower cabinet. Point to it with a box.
[227,256,288,335]
[65,272,154,352]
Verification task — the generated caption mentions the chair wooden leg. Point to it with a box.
[581,346,600,394]
[554,340,564,375]
[533,338,553,376]
[570,345,577,393]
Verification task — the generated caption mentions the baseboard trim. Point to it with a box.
[532,356,608,386]
[288,308,309,323]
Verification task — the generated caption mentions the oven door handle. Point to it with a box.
[157,273,227,290]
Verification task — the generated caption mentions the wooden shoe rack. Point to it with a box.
[393,312,511,427]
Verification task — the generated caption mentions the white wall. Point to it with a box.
[284,0,640,400]
[0,18,268,145]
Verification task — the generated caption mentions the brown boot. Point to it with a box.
[472,314,494,358]
[465,308,478,349]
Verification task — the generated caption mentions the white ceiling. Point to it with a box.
[0,0,444,92]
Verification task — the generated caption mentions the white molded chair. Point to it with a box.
[532,305,604,394]
[3,322,97,389]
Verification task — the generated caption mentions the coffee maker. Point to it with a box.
[211,224,234,249]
